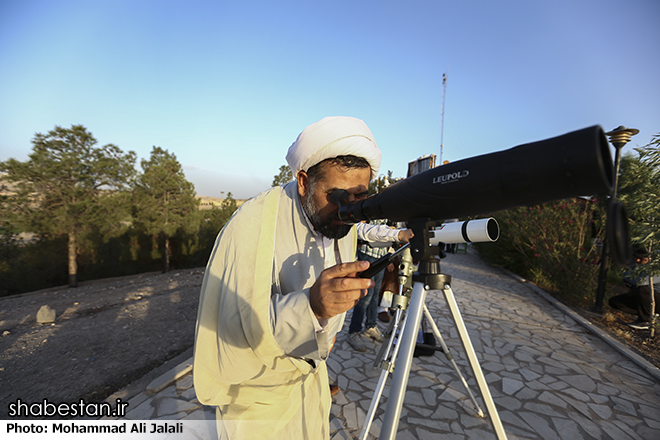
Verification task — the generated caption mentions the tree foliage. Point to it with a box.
[0,125,136,287]
[272,164,294,187]
[0,126,250,295]
[132,146,199,272]
[618,134,660,278]
[217,192,238,225]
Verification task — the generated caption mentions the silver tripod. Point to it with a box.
[359,220,507,440]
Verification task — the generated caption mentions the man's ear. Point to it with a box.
[297,170,309,199]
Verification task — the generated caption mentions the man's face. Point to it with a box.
[298,163,371,239]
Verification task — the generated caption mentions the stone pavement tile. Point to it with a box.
[390,429,417,440]
[153,384,178,398]
[179,386,196,401]
[153,396,200,418]
[183,407,215,420]
[153,411,187,420]
[176,374,193,390]
[125,398,155,420]
[342,402,359,430]
[331,428,352,440]
[126,390,150,410]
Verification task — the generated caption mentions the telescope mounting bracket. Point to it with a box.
[408,218,446,262]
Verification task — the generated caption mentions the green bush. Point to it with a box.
[473,197,606,306]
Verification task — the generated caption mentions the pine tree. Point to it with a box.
[0,125,136,287]
[133,147,199,272]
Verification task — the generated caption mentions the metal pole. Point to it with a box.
[360,306,408,440]
[441,283,507,439]
[379,282,427,440]
[594,126,639,311]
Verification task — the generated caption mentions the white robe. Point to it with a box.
[193,182,357,440]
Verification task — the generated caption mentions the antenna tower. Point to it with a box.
[440,73,447,164]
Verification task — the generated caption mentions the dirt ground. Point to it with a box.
[0,265,657,421]
[0,268,204,419]
[592,309,660,367]
[574,285,660,371]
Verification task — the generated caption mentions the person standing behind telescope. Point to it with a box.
[194,116,385,439]
[348,219,413,352]
[609,247,660,330]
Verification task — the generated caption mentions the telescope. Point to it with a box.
[430,218,499,245]
[358,218,500,279]
[338,125,612,223]
[335,125,631,266]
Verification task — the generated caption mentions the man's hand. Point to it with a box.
[310,260,375,320]
[398,228,414,243]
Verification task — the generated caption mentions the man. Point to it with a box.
[347,220,412,352]
[609,247,659,330]
[193,116,383,439]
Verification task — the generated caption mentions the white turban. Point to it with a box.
[286,116,381,180]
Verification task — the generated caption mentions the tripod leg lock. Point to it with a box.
[391,294,409,310]
[380,360,395,373]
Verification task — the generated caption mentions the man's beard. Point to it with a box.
[303,193,352,240]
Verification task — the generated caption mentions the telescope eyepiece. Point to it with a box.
[329,189,349,206]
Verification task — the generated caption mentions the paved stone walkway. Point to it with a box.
[115,251,660,439]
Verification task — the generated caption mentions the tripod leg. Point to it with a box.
[360,308,407,440]
[378,282,427,440]
[373,311,398,369]
[441,284,508,440]
[422,304,485,417]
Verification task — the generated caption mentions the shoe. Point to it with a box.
[378,311,391,323]
[347,332,368,352]
[363,326,384,343]
[627,320,651,330]
[330,384,340,396]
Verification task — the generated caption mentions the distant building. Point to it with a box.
[407,154,437,178]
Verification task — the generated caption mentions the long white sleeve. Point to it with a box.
[356,222,400,247]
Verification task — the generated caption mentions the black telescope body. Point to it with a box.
[338,126,613,224]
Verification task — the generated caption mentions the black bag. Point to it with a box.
[413,320,441,357]
[413,332,438,357]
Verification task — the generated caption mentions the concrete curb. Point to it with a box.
[147,358,193,395]
[499,267,660,383]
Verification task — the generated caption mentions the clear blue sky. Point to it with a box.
[1,0,659,199]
